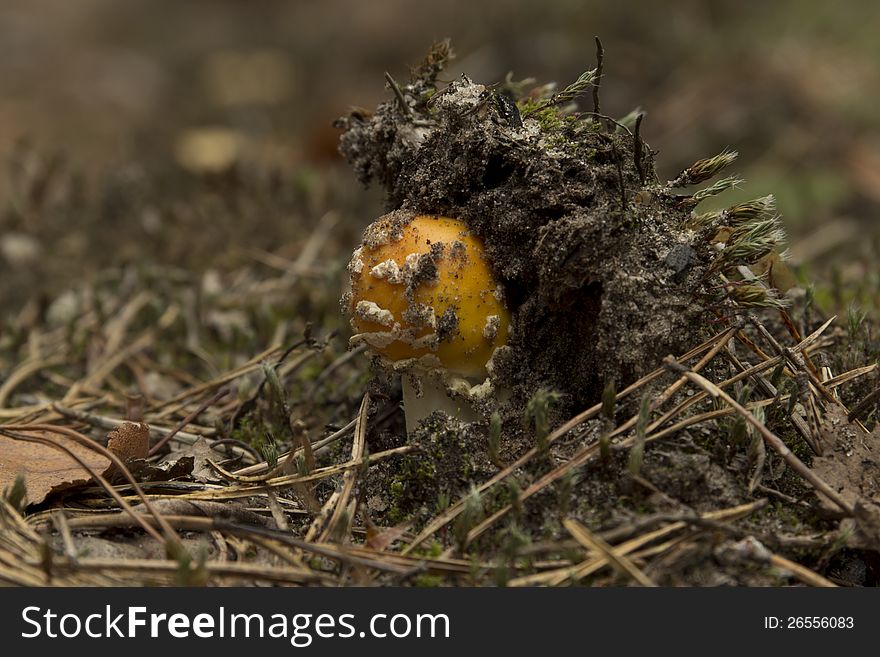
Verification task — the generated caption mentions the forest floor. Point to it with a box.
[1,2,880,587]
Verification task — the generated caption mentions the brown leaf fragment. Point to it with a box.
[813,407,880,512]
[124,456,195,483]
[159,437,226,483]
[365,517,412,552]
[0,432,111,505]
[751,251,798,294]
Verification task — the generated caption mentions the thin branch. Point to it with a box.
[385,71,412,118]
[592,36,604,115]
[634,113,646,185]
[149,387,228,456]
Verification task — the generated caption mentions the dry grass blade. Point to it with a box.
[150,343,284,416]
[179,444,414,501]
[49,404,206,445]
[319,393,369,542]
[749,319,834,401]
[722,347,820,453]
[767,553,836,588]
[646,316,840,443]
[63,305,179,403]
[644,361,874,444]
[563,518,656,586]
[149,387,229,456]
[216,522,413,575]
[0,355,67,408]
[37,557,327,585]
[724,537,836,587]
[233,418,358,477]
[512,500,766,586]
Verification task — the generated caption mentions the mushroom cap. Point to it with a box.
[348,214,509,377]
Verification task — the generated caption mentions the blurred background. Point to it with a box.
[1,0,879,315]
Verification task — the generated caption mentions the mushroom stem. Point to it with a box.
[401,375,478,433]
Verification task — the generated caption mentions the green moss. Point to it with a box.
[383,414,486,527]
[413,573,445,587]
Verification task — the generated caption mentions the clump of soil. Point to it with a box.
[338,44,716,409]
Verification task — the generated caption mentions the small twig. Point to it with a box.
[720,347,820,454]
[612,142,627,212]
[185,444,414,501]
[319,393,369,542]
[729,537,836,588]
[756,484,811,508]
[847,385,880,423]
[511,500,766,586]
[633,113,646,185]
[216,522,412,575]
[749,317,841,409]
[385,71,412,118]
[51,404,201,441]
[231,417,358,477]
[149,388,229,456]
[40,556,326,585]
[564,517,656,586]
[52,511,79,564]
[592,36,604,116]
[641,362,873,446]
[578,112,632,136]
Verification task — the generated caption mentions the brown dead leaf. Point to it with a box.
[124,456,194,483]
[813,406,880,512]
[159,437,226,483]
[751,251,798,294]
[365,516,412,551]
[107,422,150,463]
[0,431,110,505]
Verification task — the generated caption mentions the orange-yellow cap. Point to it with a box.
[348,214,509,377]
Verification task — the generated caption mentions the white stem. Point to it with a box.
[401,375,479,434]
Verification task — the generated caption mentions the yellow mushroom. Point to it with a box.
[346,212,510,431]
